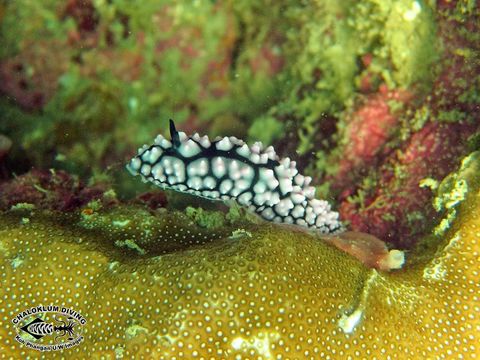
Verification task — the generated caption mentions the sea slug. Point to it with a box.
[127,120,343,234]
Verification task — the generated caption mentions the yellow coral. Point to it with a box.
[0,195,478,358]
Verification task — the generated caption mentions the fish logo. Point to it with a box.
[20,316,79,341]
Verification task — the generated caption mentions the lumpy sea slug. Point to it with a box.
[127,120,343,234]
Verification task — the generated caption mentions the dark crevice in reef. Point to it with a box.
[1,207,255,262]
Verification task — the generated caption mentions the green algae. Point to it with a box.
[229,228,252,239]
[0,0,286,175]
[247,115,284,145]
[184,204,262,232]
[431,151,480,235]
[0,0,442,179]
[114,239,146,256]
[419,177,439,191]
[76,204,253,257]
[364,0,438,88]
[280,2,359,155]
[10,203,36,211]
[185,206,225,229]
[261,0,439,157]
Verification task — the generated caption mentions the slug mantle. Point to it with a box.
[127,120,343,234]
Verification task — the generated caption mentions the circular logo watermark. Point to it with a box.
[11,305,86,351]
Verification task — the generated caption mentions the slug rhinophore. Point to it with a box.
[127,120,343,234]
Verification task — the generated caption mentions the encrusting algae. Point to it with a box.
[0,154,479,358]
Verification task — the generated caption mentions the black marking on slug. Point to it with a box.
[169,119,180,148]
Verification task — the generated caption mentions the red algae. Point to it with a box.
[331,4,480,249]
[339,117,478,249]
[0,169,113,211]
[332,86,411,191]
[133,191,168,210]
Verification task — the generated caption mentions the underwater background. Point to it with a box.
[0,0,479,358]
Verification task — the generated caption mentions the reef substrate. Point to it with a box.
[0,189,478,358]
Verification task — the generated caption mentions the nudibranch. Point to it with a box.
[127,120,343,234]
